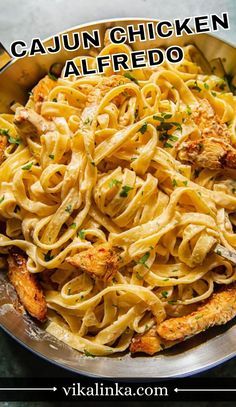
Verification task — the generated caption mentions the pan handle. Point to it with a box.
[0,43,12,71]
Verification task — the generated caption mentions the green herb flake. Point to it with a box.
[84,117,92,125]
[216,249,222,255]
[119,185,133,198]
[172,179,178,187]
[183,180,188,186]
[70,223,76,229]
[84,349,95,358]
[131,157,137,162]
[168,300,177,305]
[195,314,203,320]
[204,83,209,90]
[137,252,150,269]
[163,113,172,119]
[161,291,168,299]
[211,91,217,97]
[109,179,122,189]
[8,136,21,145]
[186,105,192,115]
[48,72,58,81]
[163,278,169,281]
[0,128,9,136]
[0,196,4,204]
[22,162,33,171]
[139,122,148,134]
[153,115,164,122]
[65,204,72,213]
[78,230,85,239]
[164,142,173,148]
[49,154,54,159]
[67,288,71,295]
[192,81,201,92]
[44,251,54,262]
[124,72,139,85]
[52,98,57,102]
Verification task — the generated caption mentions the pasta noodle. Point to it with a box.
[0,36,236,356]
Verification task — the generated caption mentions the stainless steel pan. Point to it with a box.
[0,18,236,378]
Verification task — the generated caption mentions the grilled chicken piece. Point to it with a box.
[66,244,119,281]
[0,135,7,164]
[157,284,236,341]
[14,107,54,138]
[32,75,57,112]
[8,251,47,322]
[178,99,236,169]
[130,326,179,355]
[87,75,130,107]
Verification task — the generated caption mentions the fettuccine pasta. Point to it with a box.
[0,35,236,356]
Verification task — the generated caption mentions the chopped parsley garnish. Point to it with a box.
[164,142,173,148]
[136,272,144,280]
[22,162,33,170]
[49,154,54,159]
[44,251,54,262]
[65,204,72,213]
[0,196,4,204]
[211,91,217,97]
[52,98,57,102]
[84,117,92,125]
[136,252,150,269]
[153,115,164,122]
[161,291,168,299]
[67,288,71,295]
[172,179,178,187]
[78,230,85,239]
[0,128,9,136]
[168,300,177,305]
[204,83,209,90]
[8,136,21,145]
[171,122,182,132]
[192,81,201,92]
[109,179,122,189]
[124,72,139,85]
[1,128,22,145]
[48,72,57,81]
[119,185,133,198]
[131,157,137,162]
[163,278,169,281]
[183,180,188,186]
[186,105,192,115]
[195,315,203,320]
[139,122,147,134]
[70,223,76,229]
[84,349,95,357]
[216,249,222,255]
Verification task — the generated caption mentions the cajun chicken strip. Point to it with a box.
[66,244,119,281]
[8,251,47,322]
[178,99,236,169]
[0,135,7,164]
[14,107,54,138]
[130,326,180,355]
[157,284,236,341]
[32,75,57,113]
